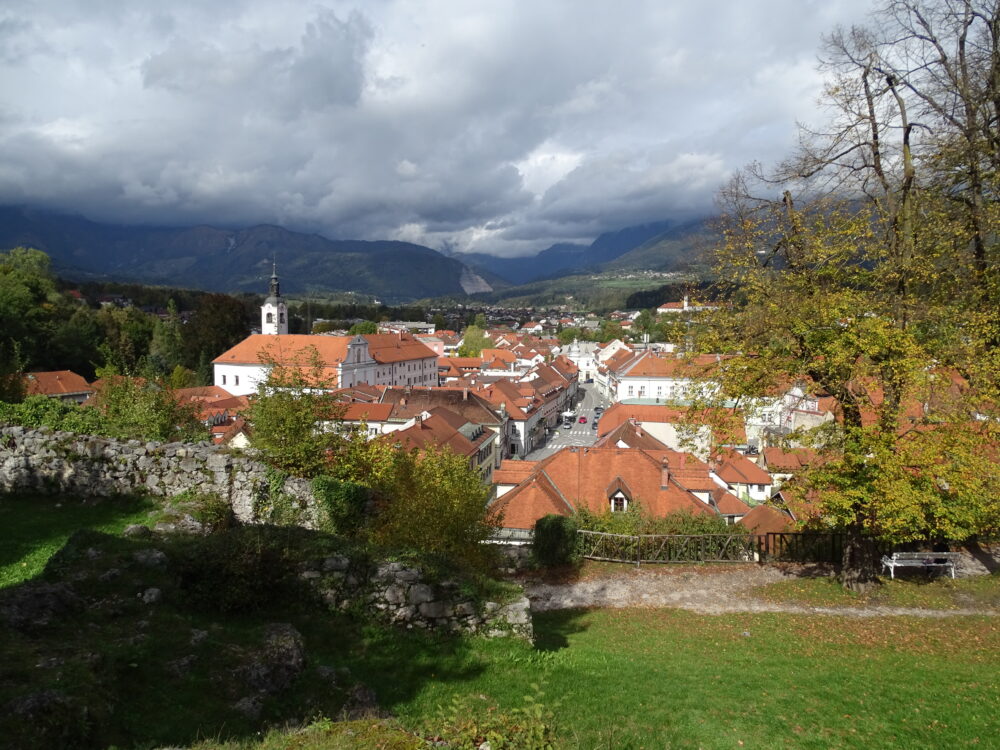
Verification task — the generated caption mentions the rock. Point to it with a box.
[382,584,406,604]
[322,555,350,572]
[234,623,306,694]
[123,524,152,538]
[233,695,263,719]
[140,587,162,604]
[190,628,209,646]
[0,582,82,631]
[408,583,434,605]
[132,548,168,567]
[419,601,453,619]
[340,683,379,720]
[299,570,321,581]
[167,654,197,677]
[85,547,102,559]
[98,568,121,582]
[2,690,91,747]
[454,601,476,616]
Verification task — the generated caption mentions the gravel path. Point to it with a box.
[523,564,999,617]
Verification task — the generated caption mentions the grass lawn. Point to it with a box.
[0,493,156,587]
[2,499,997,749]
[753,573,1000,611]
[378,608,1000,750]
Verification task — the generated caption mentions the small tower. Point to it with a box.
[261,263,288,335]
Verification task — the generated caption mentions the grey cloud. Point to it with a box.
[0,0,877,259]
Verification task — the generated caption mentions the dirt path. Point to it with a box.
[522,564,999,617]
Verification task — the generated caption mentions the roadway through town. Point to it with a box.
[524,382,609,461]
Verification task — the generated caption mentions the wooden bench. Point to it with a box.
[881,551,961,579]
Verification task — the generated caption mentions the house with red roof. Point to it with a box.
[492,447,718,537]
[712,448,774,504]
[390,407,498,483]
[23,371,94,404]
[212,332,438,396]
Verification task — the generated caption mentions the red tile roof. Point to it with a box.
[364,333,437,364]
[24,371,93,397]
[495,447,715,530]
[713,449,773,486]
[738,505,793,534]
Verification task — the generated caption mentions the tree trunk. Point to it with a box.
[838,525,881,592]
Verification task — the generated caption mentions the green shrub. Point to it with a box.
[533,515,579,567]
[186,491,237,532]
[312,475,370,537]
[575,504,735,536]
[175,527,302,613]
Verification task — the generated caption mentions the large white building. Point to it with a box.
[213,274,438,396]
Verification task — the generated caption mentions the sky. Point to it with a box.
[0,0,877,258]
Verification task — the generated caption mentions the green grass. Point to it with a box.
[2,500,998,749]
[753,573,1000,611]
[0,493,156,587]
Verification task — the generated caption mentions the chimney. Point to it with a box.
[463,387,468,401]
[660,456,670,489]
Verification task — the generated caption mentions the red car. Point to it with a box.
[578,416,587,424]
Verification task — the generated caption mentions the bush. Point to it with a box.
[533,515,579,567]
[575,504,735,536]
[176,527,302,613]
[312,475,370,537]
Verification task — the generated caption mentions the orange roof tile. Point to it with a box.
[495,447,715,530]
[714,449,773,486]
[24,370,93,397]
[212,334,350,366]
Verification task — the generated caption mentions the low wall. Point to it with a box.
[0,425,534,638]
[0,425,316,525]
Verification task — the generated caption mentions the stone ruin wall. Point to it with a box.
[0,425,532,638]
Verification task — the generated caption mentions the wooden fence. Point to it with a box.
[576,530,845,565]
[577,530,759,565]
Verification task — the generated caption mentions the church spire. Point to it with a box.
[261,259,287,335]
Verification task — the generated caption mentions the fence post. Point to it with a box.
[636,535,641,567]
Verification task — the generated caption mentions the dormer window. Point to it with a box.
[610,493,628,512]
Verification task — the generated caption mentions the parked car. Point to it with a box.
[578,416,587,424]
[594,406,604,414]
[591,421,598,429]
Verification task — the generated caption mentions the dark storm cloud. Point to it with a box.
[0,0,876,258]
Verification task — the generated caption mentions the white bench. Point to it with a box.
[881,551,961,579]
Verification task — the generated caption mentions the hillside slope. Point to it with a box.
[0,207,492,303]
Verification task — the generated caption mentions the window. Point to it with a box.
[221,374,227,385]
[279,312,285,323]
[234,375,240,386]
[265,312,273,324]
[627,385,634,396]
[610,495,628,512]
[656,385,663,395]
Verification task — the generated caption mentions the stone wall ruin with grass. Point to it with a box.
[0,425,532,639]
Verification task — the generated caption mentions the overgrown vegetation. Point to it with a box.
[574,505,737,536]
[533,515,580,568]
[0,380,207,443]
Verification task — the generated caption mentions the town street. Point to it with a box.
[525,382,609,461]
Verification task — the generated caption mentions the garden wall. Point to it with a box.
[0,425,315,524]
[0,425,533,638]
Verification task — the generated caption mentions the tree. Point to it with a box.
[432,312,447,330]
[703,2,1000,590]
[348,320,378,335]
[182,293,251,369]
[473,313,488,329]
[247,348,346,477]
[457,325,490,357]
[370,444,500,573]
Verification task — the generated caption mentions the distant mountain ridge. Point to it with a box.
[456,219,707,284]
[0,206,493,303]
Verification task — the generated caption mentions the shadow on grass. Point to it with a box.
[0,524,495,750]
[532,608,590,652]
[0,493,154,586]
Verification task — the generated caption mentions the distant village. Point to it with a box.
[24,268,955,546]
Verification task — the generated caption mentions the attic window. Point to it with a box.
[610,493,628,513]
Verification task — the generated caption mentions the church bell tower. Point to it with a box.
[261,263,288,335]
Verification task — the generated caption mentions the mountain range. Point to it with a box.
[0,206,709,303]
